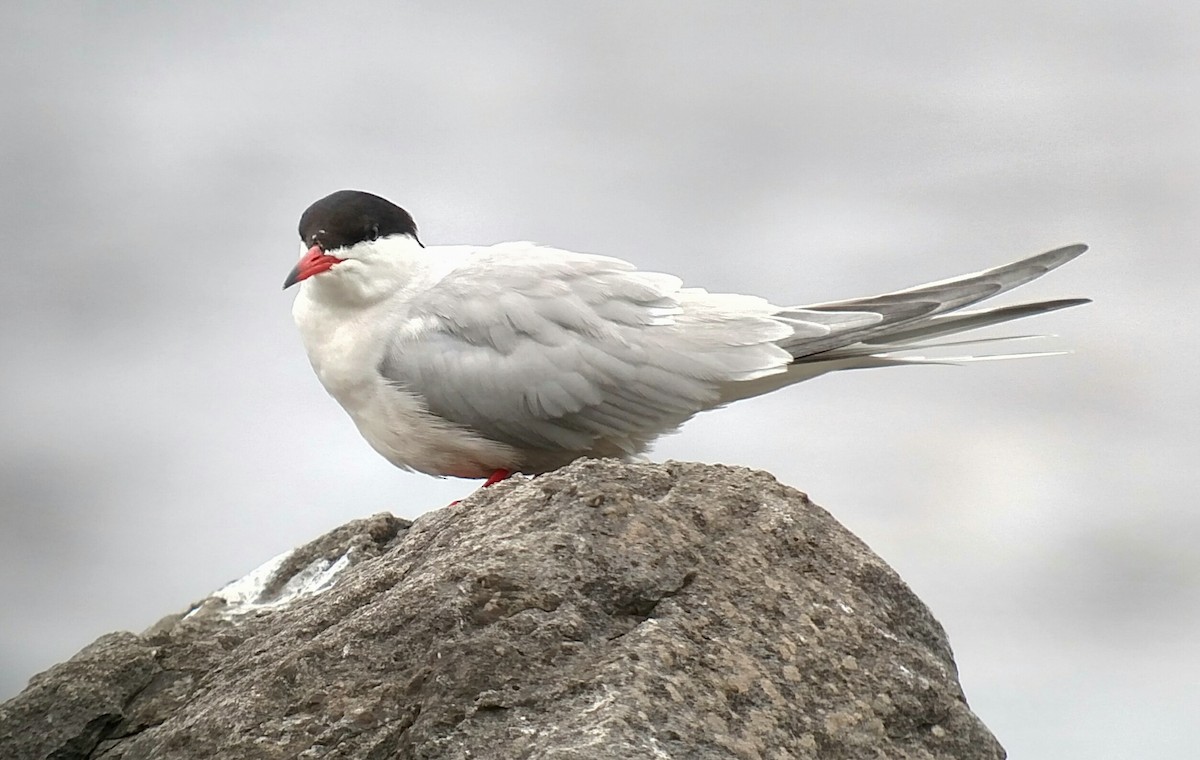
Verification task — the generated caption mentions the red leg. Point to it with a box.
[482,468,512,487]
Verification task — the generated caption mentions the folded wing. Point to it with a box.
[378,245,826,455]
[379,242,1089,458]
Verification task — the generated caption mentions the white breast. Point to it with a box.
[290,241,520,478]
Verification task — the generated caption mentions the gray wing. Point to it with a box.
[378,245,833,455]
[773,244,1089,361]
[379,242,1087,456]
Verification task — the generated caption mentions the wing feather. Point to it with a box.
[378,242,1087,460]
[780,244,1088,360]
[379,245,792,455]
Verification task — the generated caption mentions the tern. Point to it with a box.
[285,190,1087,486]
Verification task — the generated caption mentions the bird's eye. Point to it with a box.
[369,224,380,241]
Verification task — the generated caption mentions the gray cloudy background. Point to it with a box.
[1,1,1197,756]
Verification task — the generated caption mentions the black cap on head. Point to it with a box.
[298,190,420,251]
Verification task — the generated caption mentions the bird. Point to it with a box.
[284,189,1088,487]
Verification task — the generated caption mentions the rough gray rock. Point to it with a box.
[0,460,1005,759]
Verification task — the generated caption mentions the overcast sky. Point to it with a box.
[1,2,1197,757]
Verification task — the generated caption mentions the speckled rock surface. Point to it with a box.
[0,460,1005,759]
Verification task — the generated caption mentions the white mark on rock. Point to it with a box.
[188,549,352,619]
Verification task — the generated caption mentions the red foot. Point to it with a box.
[447,469,514,507]
[482,468,512,487]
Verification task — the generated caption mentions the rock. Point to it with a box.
[0,460,1005,759]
